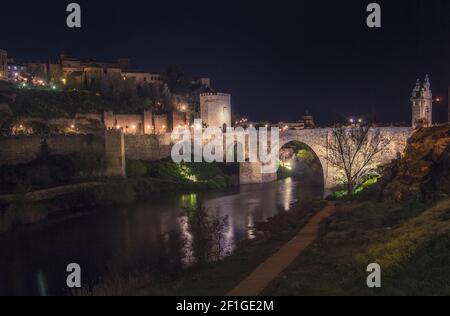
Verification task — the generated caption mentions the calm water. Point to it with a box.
[0,178,323,296]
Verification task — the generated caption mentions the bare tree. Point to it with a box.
[325,124,391,195]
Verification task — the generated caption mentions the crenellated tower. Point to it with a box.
[411,75,433,128]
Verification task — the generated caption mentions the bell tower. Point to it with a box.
[411,75,433,128]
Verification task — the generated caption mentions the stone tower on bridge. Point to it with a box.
[200,92,232,129]
[411,75,433,128]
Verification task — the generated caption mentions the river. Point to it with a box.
[0,178,323,296]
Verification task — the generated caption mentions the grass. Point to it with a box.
[261,198,450,296]
[139,203,322,296]
[85,197,450,296]
[75,200,325,296]
[140,232,299,296]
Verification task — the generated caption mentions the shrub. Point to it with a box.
[0,208,14,233]
[72,145,107,178]
[94,182,137,206]
[126,160,148,178]
[206,176,228,190]
[26,164,53,187]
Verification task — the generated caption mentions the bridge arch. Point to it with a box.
[278,140,325,188]
[279,130,332,188]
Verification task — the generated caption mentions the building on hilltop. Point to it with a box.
[200,92,232,129]
[448,85,450,124]
[411,75,433,128]
[277,113,315,131]
[0,49,7,81]
[122,71,162,85]
[302,112,315,129]
[7,60,27,83]
[6,57,61,85]
[192,77,211,89]
[61,54,130,89]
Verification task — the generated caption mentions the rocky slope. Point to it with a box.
[381,124,450,201]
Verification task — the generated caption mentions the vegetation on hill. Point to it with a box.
[380,125,450,201]
[119,125,450,296]
[12,89,110,118]
[2,65,210,120]
[264,125,450,295]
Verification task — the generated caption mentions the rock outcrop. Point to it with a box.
[382,125,450,202]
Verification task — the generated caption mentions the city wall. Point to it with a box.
[0,134,103,165]
[0,133,172,166]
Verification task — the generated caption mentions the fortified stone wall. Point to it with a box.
[0,136,42,165]
[20,114,103,129]
[0,134,104,165]
[105,130,125,177]
[0,132,173,166]
[153,114,169,134]
[171,111,187,129]
[124,134,171,161]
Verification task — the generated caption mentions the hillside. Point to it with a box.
[381,124,450,201]
[263,125,450,295]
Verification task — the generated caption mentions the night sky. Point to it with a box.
[2,0,450,125]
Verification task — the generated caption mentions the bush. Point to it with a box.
[206,176,228,190]
[26,164,53,187]
[126,160,148,178]
[72,145,107,178]
[94,182,137,206]
[0,208,14,233]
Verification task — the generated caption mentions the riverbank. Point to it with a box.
[128,125,450,296]
[262,197,450,295]
[136,126,450,296]
[127,196,448,296]
[74,198,327,296]
[0,159,234,233]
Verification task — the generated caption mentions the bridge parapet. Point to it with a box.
[240,126,414,189]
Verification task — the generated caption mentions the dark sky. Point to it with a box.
[2,0,450,125]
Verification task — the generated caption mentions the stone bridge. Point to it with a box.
[0,126,413,190]
[102,126,413,189]
[239,127,413,188]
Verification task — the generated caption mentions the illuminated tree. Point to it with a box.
[325,124,390,195]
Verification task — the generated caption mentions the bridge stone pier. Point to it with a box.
[239,127,413,189]
[103,126,413,190]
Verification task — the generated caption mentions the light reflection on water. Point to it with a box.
[0,178,322,295]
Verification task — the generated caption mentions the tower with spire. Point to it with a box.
[411,75,433,128]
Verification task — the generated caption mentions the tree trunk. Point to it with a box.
[347,182,353,196]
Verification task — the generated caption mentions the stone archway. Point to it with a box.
[278,129,333,188]
[278,140,325,188]
[238,129,339,188]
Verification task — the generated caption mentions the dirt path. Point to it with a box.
[227,202,336,296]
